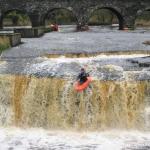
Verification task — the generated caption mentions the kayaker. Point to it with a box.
[77,68,89,84]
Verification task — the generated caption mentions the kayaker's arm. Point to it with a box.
[76,73,81,81]
[86,70,92,77]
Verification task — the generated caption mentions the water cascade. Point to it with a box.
[0,74,149,131]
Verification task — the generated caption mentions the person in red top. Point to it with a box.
[50,22,58,31]
[53,23,58,31]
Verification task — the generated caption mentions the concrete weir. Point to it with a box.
[14,27,45,38]
[0,33,21,47]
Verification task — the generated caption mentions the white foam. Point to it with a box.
[0,128,150,150]
[44,54,149,63]
[24,54,150,78]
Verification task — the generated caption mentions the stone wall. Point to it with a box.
[0,0,149,30]
[14,27,45,38]
[0,33,21,47]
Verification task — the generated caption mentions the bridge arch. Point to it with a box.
[88,7,124,30]
[43,8,78,26]
[1,9,31,28]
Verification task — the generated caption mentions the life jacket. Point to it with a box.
[79,72,88,83]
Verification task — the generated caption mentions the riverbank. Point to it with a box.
[0,36,10,53]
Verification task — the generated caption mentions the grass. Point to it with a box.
[0,36,10,53]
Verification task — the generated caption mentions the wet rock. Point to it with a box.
[137,56,150,68]
[125,71,150,81]
[97,65,124,80]
[127,59,139,64]
[25,61,81,78]
[76,25,89,31]
[52,62,81,77]
[138,71,150,80]
[139,62,150,68]
[143,41,150,45]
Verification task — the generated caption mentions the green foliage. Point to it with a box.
[3,10,31,26]
[135,11,150,26]
[44,27,53,33]
[0,37,10,53]
[89,9,118,25]
[137,11,150,20]
[0,44,10,52]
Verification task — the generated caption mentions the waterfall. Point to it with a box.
[0,74,149,131]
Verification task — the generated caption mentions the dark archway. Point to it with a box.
[88,7,124,30]
[2,9,31,28]
[135,9,150,28]
[43,8,78,26]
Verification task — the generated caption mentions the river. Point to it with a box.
[0,26,150,150]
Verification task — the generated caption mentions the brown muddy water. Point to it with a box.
[0,74,149,131]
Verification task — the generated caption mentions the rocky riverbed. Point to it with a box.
[0,26,149,79]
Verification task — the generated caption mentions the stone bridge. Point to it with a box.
[0,0,150,30]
